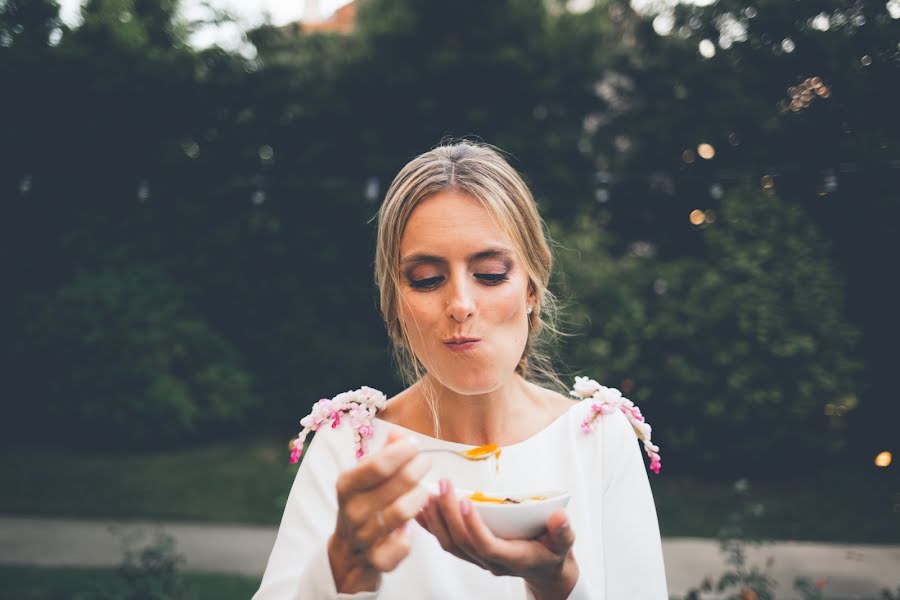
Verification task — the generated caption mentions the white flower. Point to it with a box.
[331,391,355,409]
[633,420,652,440]
[572,376,603,398]
[596,386,623,404]
[359,386,387,410]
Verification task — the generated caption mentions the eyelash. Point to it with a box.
[408,272,510,290]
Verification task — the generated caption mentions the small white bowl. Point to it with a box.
[422,482,570,540]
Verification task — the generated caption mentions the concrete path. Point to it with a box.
[1,516,897,599]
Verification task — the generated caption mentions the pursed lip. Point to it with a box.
[442,336,482,345]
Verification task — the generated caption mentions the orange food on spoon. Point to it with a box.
[463,444,503,473]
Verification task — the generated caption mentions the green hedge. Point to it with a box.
[18,265,258,447]
[555,185,861,475]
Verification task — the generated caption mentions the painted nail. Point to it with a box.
[439,479,448,495]
[460,499,470,516]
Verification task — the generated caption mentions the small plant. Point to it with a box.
[793,579,900,600]
[680,478,776,600]
[677,480,899,600]
[75,527,188,600]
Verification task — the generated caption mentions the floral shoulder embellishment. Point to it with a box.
[289,386,387,463]
[570,376,662,474]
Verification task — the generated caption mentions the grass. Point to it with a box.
[1,439,897,543]
[0,436,297,525]
[0,565,260,600]
[652,465,900,544]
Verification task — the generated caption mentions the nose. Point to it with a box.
[445,275,476,323]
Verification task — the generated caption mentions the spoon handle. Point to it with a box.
[418,448,490,461]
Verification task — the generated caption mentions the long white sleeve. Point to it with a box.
[525,406,665,600]
[255,385,667,599]
[253,424,380,600]
[600,409,668,599]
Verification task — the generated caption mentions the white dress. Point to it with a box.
[253,384,668,599]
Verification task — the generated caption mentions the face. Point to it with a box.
[396,191,535,395]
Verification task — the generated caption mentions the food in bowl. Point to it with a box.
[468,491,548,504]
[422,481,570,539]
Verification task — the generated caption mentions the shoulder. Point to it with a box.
[567,376,662,475]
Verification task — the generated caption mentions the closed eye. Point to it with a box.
[476,273,509,285]
[409,276,443,290]
[407,272,510,290]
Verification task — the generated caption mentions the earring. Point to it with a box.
[526,306,534,315]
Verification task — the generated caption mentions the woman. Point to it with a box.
[253,141,667,599]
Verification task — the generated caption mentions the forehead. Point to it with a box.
[400,191,514,258]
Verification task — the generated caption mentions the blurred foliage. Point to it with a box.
[676,479,900,600]
[21,265,258,446]
[0,0,896,474]
[555,185,861,474]
[0,566,260,600]
[92,530,187,600]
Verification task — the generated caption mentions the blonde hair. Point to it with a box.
[374,140,565,437]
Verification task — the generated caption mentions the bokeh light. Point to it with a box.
[875,451,892,468]
[690,209,706,225]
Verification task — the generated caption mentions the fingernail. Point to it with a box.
[402,521,411,534]
[460,499,470,515]
[439,479,448,495]
[558,520,570,532]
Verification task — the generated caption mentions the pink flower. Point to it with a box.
[289,387,390,462]
[572,375,662,475]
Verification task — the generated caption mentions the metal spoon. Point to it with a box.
[419,443,501,462]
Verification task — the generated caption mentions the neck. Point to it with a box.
[416,373,544,446]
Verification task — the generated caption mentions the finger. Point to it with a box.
[337,435,418,498]
[459,497,531,574]
[423,495,464,560]
[422,495,452,546]
[414,510,429,532]
[382,483,431,533]
[436,480,482,563]
[357,483,431,547]
[541,510,576,556]
[366,523,412,573]
[353,453,432,515]
[459,497,504,558]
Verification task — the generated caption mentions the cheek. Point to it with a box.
[397,291,440,336]
[486,282,527,324]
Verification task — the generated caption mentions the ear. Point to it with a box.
[527,281,538,309]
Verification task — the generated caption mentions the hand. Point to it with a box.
[328,430,432,594]
[415,478,579,600]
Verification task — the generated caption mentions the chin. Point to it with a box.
[431,365,508,396]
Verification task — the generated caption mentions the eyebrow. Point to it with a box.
[400,247,514,267]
